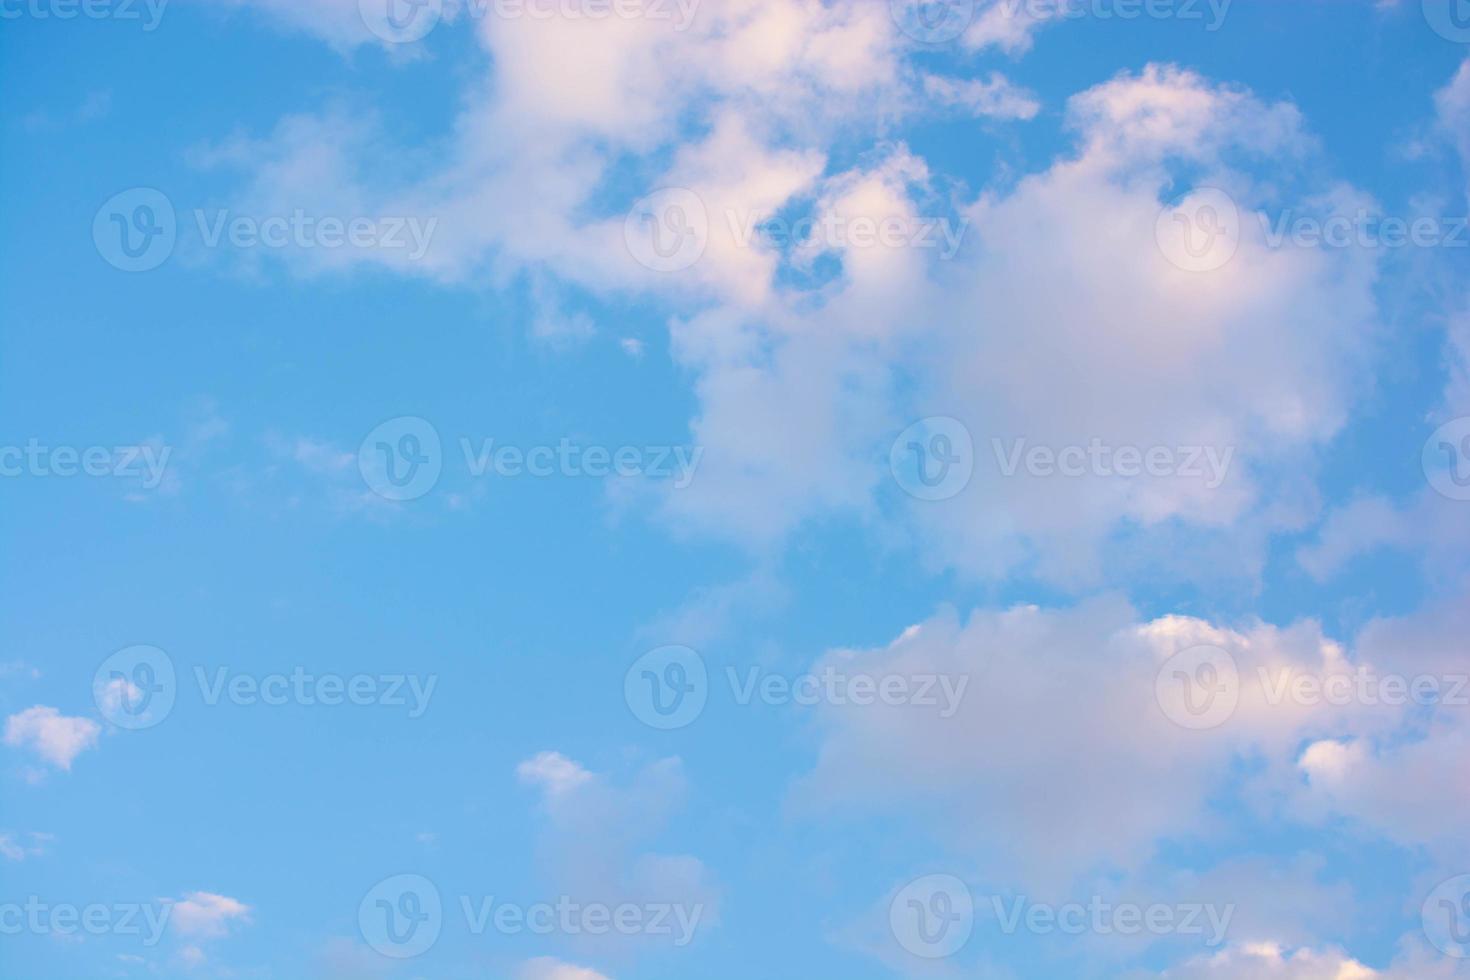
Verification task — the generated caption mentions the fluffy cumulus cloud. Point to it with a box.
[518,958,614,980]
[517,752,719,951]
[192,0,1394,588]
[1160,939,1470,979]
[105,10,1470,978]
[166,891,253,939]
[790,589,1470,972]
[791,598,1359,890]
[3,706,101,771]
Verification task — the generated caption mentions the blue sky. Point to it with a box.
[3,1,1470,978]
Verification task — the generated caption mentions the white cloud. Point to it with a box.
[518,753,719,949]
[1160,942,1379,979]
[166,892,253,939]
[518,957,614,980]
[3,706,101,771]
[0,831,54,861]
[517,750,594,797]
[792,591,1465,894]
